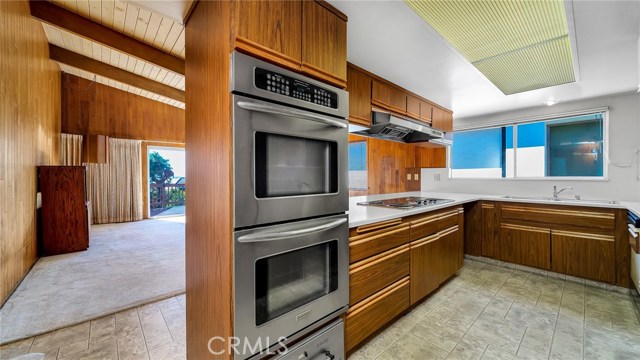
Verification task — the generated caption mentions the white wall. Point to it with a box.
[422,92,640,201]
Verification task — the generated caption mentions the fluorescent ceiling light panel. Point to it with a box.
[405,0,576,95]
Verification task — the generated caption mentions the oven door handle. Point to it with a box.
[237,101,348,128]
[237,218,348,242]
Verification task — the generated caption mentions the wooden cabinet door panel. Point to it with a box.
[438,209,460,232]
[372,80,406,114]
[345,277,410,351]
[440,226,461,280]
[551,231,615,283]
[301,0,347,87]
[410,233,441,304]
[349,221,410,263]
[464,201,483,257]
[409,212,440,242]
[442,111,453,132]
[481,203,500,259]
[235,0,302,70]
[419,101,433,123]
[431,106,446,131]
[347,65,372,126]
[501,205,616,230]
[406,95,420,120]
[349,245,410,305]
[500,223,551,270]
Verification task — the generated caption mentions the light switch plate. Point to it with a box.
[414,174,419,180]
[36,192,42,209]
[406,174,411,180]
[433,174,441,181]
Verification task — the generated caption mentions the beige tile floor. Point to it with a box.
[2,260,639,360]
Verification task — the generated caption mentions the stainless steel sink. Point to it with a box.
[502,195,619,205]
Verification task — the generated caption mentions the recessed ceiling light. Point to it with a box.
[544,99,560,106]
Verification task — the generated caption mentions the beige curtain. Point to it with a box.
[60,133,83,165]
[86,138,143,224]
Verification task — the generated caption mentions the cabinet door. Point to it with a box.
[410,233,441,304]
[347,65,372,126]
[442,110,454,132]
[301,0,347,87]
[500,223,551,269]
[406,95,420,120]
[440,226,462,280]
[551,231,615,283]
[463,202,483,257]
[372,80,406,114]
[481,203,500,259]
[235,0,302,71]
[419,101,433,123]
[414,146,446,168]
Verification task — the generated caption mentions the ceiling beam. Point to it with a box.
[50,45,186,102]
[30,0,185,75]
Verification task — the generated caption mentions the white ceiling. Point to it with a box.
[329,0,640,119]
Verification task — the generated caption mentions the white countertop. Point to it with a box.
[348,191,640,227]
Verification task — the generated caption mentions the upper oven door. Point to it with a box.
[233,94,349,228]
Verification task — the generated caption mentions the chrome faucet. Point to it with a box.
[553,186,573,200]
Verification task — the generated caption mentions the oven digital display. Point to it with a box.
[254,67,338,109]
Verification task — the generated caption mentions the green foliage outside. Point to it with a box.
[149,152,174,184]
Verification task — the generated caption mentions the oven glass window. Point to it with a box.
[255,240,338,326]
[255,132,338,197]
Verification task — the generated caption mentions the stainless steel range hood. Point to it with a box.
[349,110,452,146]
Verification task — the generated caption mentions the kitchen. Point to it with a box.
[1,1,640,360]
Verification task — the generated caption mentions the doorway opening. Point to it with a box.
[148,146,186,217]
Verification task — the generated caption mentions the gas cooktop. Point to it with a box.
[357,197,455,209]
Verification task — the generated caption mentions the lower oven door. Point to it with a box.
[233,94,348,228]
[234,214,349,359]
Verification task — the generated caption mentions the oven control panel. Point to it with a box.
[254,67,338,109]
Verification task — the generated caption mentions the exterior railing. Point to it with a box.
[150,183,186,210]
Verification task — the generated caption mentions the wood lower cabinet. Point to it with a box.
[234,0,302,71]
[345,277,410,352]
[349,244,410,305]
[481,202,500,259]
[500,223,551,270]
[347,64,372,126]
[349,220,410,263]
[301,0,347,87]
[410,226,460,304]
[551,230,616,283]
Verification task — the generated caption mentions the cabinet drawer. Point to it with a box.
[349,220,410,263]
[409,208,461,241]
[345,277,410,351]
[501,205,615,230]
[349,244,410,305]
[551,230,615,284]
[500,223,551,270]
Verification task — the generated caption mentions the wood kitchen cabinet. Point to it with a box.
[432,106,453,132]
[481,202,500,259]
[551,230,616,283]
[234,0,302,71]
[415,146,447,168]
[346,64,372,126]
[349,244,410,305]
[234,0,347,88]
[301,0,348,87]
[419,101,433,123]
[406,95,421,120]
[500,223,551,270]
[371,80,406,114]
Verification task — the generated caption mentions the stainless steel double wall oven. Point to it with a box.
[231,52,349,360]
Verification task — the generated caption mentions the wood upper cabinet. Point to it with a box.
[432,106,453,132]
[500,223,551,270]
[415,146,446,168]
[371,80,406,114]
[301,0,348,87]
[346,65,372,126]
[551,230,616,284]
[406,95,420,120]
[419,101,433,123]
[235,0,302,71]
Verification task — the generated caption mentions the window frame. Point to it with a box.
[448,110,609,181]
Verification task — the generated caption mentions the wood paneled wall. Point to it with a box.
[349,134,446,196]
[0,0,61,305]
[185,0,234,358]
[61,73,185,143]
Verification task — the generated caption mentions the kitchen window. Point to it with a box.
[348,141,367,190]
[450,112,606,179]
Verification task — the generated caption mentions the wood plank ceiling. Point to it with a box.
[38,0,187,109]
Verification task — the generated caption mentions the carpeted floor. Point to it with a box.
[0,217,185,345]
